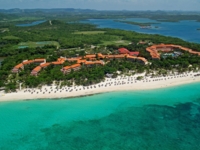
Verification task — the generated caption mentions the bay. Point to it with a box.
[6,17,200,149]
[81,18,200,43]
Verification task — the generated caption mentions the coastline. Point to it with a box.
[1,72,200,102]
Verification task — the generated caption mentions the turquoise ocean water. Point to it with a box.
[1,82,200,149]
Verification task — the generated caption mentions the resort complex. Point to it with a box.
[146,44,200,59]
[11,50,148,76]
[11,59,46,73]
[11,44,200,76]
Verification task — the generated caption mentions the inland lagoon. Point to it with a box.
[81,18,200,43]
[1,82,200,149]
[16,18,200,43]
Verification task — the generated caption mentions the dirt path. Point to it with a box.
[49,20,52,25]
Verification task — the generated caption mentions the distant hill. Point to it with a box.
[0,8,97,14]
[0,8,200,22]
[0,13,17,21]
[0,8,199,14]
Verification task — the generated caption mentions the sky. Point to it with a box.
[0,0,200,11]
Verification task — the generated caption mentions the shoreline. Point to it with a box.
[1,72,200,102]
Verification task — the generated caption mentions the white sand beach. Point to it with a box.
[1,71,200,102]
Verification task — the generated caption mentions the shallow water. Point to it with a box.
[81,18,200,43]
[0,82,200,149]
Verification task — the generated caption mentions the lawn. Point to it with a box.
[2,35,20,40]
[99,40,131,46]
[16,41,60,49]
[73,31,105,35]
[74,31,130,46]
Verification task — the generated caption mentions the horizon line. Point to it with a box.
[0,8,200,12]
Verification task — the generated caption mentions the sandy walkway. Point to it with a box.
[1,72,200,102]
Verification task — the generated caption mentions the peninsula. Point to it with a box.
[2,43,200,102]
[115,20,159,28]
[1,19,200,102]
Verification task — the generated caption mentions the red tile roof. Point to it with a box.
[97,53,105,58]
[57,57,66,62]
[62,64,81,70]
[84,61,104,65]
[77,59,87,64]
[52,61,64,65]
[34,59,46,62]
[106,55,126,58]
[32,66,41,72]
[40,63,51,68]
[14,63,24,69]
[118,48,130,54]
[67,57,82,61]
[129,51,139,56]
[137,57,148,64]
[62,66,71,70]
[71,64,81,68]
[146,44,200,59]
[126,55,147,64]
[127,55,137,59]
[118,48,139,56]
[146,47,160,59]
[22,60,34,65]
